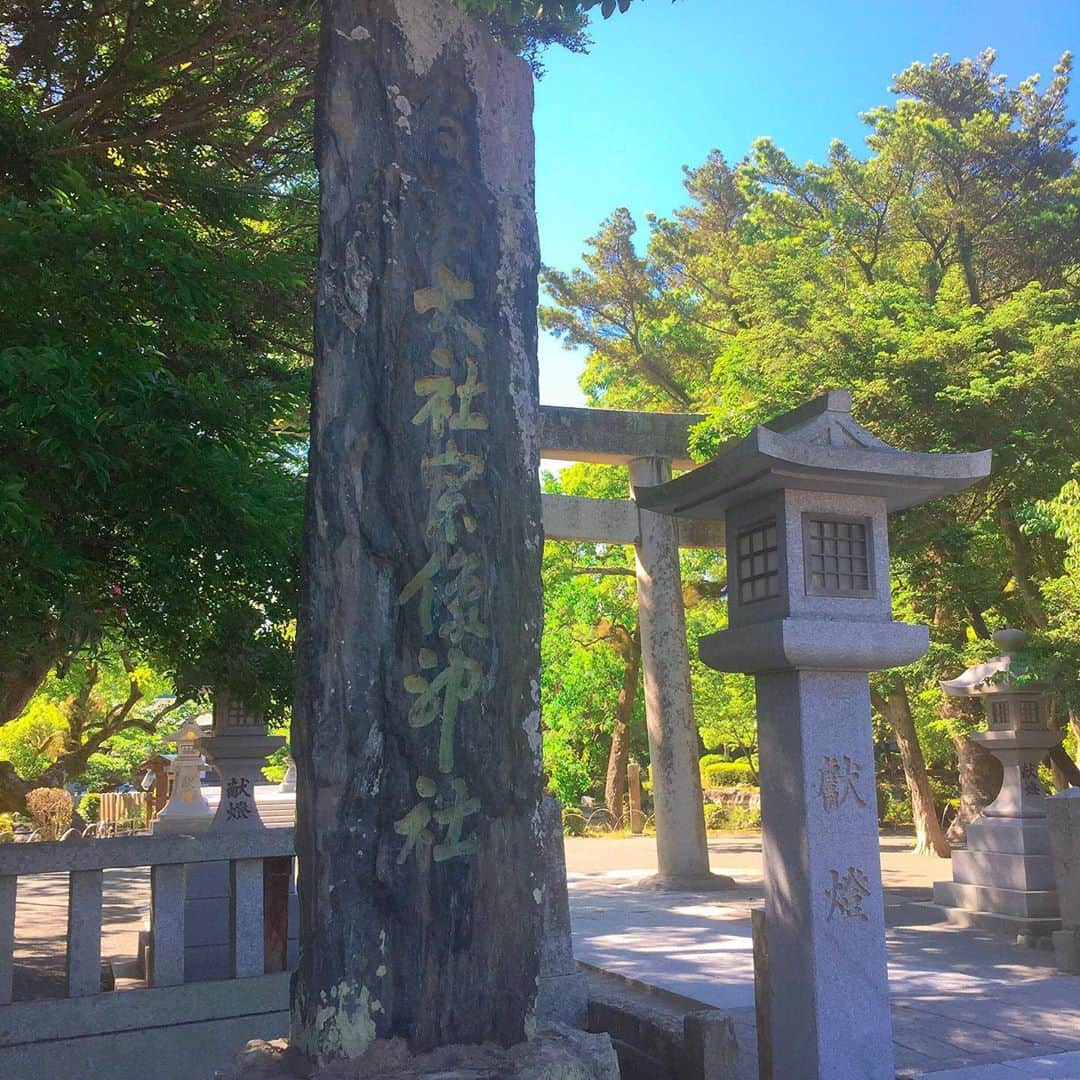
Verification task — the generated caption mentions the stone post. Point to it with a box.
[293,0,546,1063]
[1048,789,1080,972]
[630,455,726,890]
[627,761,644,835]
[635,390,991,1080]
[536,796,588,1027]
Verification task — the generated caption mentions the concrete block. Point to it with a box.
[682,1010,738,1080]
[184,859,230,899]
[184,896,231,947]
[1052,928,1080,974]
[932,880,1060,919]
[951,849,1057,891]
[184,944,232,983]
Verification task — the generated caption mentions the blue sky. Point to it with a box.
[531,0,1079,407]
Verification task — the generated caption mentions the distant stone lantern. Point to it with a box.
[202,689,284,830]
[152,717,213,835]
[637,390,991,1080]
[933,628,1062,938]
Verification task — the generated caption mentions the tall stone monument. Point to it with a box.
[637,390,991,1080]
[933,629,1063,938]
[293,0,547,1063]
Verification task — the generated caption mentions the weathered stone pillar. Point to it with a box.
[293,0,545,1063]
[629,456,723,889]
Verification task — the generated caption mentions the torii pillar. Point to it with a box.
[630,456,727,889]
[539,406,731,890]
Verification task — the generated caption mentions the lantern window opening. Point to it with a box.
[736,517,781,605]
[803,514,875,598]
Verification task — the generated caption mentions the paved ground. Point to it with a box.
[565,834,1080,1078]
[11,833,1080,1077]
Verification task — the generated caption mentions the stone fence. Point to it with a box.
[0,829,294,1078]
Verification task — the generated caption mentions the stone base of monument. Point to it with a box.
[932,816,1062,940]
[215,1026,619,1080]
[635,872,736,893]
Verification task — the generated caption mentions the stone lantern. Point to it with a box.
[636,390,991,1080]
[151,717,213,835]
[933,628,1062,939]
[202,689,284,831]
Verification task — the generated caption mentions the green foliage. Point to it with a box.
[542,49,1080,808]
[700,759,755,788]
[0,177,308,719]
[78,792,101,824]
[0,698,66,780]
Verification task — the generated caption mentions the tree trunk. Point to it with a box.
[604,628,641,828]
[946,734,1002,846]
[292,0,544,1063]
[956,220,982,306]
[872,684,950,857]
[0,642,60,727]
[999,509,1048,627]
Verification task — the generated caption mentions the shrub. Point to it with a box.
[78,792,102,823]
[704,804,729,830]
[562,809,586,837]
[727,806,761,830]
[0,813,13,843]
[701,759,755,788]
[876,783,912,827]
[25,787,74,840]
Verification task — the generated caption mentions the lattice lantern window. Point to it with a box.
[803,516,874,598]
[736,519,780,604]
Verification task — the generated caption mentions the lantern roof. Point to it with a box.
[634,390,991,520]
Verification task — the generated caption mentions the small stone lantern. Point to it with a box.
[152,718,213,835]
[933,628,1062,938]
[637,389,991,1080]
[202,689,284,831]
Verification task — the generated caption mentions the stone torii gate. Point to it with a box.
[538,405,730,891]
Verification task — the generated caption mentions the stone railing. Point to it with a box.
[0,829,295,1078]
[0,828,295,1002]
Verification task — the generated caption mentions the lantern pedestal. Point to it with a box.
[932,635,1062,939]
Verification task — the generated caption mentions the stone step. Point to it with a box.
[932,879,1060,919]
[930,903,1062,939]
[951,849,1057,892]
[964,817,1051,855]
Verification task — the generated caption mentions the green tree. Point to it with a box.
[543,49,1080,854]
